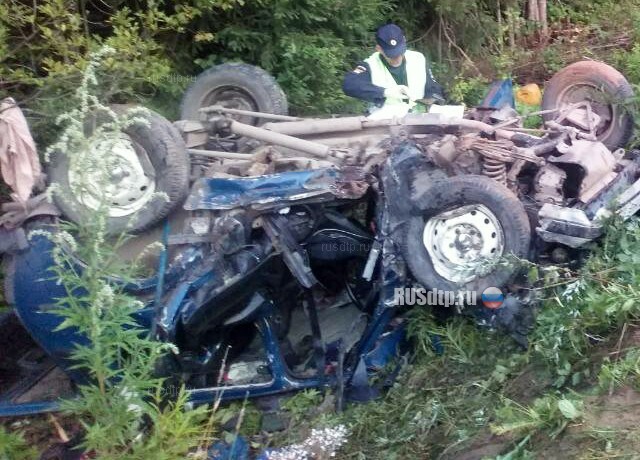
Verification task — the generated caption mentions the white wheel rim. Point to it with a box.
[423,204,505,283]
[69,134,156,217]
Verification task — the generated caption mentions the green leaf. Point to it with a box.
[622,298,635,311]
[557,399,580,420]
[571,372,582,386]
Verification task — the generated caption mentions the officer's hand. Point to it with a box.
[384,85,411,101]
[432,93,446,104]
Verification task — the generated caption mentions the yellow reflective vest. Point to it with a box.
[364,50,427,107]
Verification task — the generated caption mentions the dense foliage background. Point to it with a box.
[1,0,391,144]
[4,0,640,146]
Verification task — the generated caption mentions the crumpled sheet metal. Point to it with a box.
[0,98,42,203]
[184,167,369,210]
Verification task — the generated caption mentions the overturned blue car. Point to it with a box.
[2,60,640,416]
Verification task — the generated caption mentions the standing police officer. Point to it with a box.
[343,23,444,114]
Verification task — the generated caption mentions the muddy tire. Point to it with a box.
[402,175,531,292]
[542,60,634,150]
[48,109,190,235]
[180,63,288,125]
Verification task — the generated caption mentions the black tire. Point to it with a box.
[180,63,288,124]
[48,108,190,235]
[402,175,531,292]
[542,60,634,150]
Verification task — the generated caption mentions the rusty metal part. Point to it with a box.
[192,112,526,163]
[272,157,338,170]
[528,134,569,156]
[488,107,560,132]
[533,164,567,204]
[200,104,304,122]
[401,115,519,140]
[546,119,598,141]
[511,148,546,164]
[502,127,555,134]
[263,113,520,141]
[457,137,516,185]
[452,119,516,140]
[467,138,516,162]
[203,154,338,178]
[262,115,420,141]
[229,120,335,159]
[461,137,543,164]
[426,134,460,172]
[205,161,270,177]
[553,102,601,135]
[188,148,253,160]
[178,110,579,185]
[326,166,370,199]
[482,157,508,184]
[454,136,547,186]
[186,107,581,158]
[453,150,483,175]
[174,120,210,148]
[507,159,526,185]
[263,117,367,136]
[549,140,618,203]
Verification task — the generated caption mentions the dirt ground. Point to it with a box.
[441,325,640,460]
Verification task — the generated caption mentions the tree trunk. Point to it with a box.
[528,0,548,38]
[508,9,516,50]
[528,0,539,22]
[497,0,503,51]
[539,0,548,36]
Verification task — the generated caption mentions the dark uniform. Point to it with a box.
[342,56,445,108]
[342,23,445,110]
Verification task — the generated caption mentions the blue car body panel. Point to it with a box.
[7,167,401,412]
[185,168,342,210]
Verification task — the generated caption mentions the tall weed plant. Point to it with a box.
[39,46,208,459]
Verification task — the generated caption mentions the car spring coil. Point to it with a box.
[482,158,507,185]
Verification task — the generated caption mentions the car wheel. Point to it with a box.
[180,63,288,125]
[48,109,190,235]
[542,60,635,150]
[402,175,531,292]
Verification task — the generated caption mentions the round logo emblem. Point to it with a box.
[481,287,504,309]
[390,39,397,46]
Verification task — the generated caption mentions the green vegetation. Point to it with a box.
[0,427,37,460]
[33,48,209,459]
[0,0,390,143]
[493,394,584,438]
